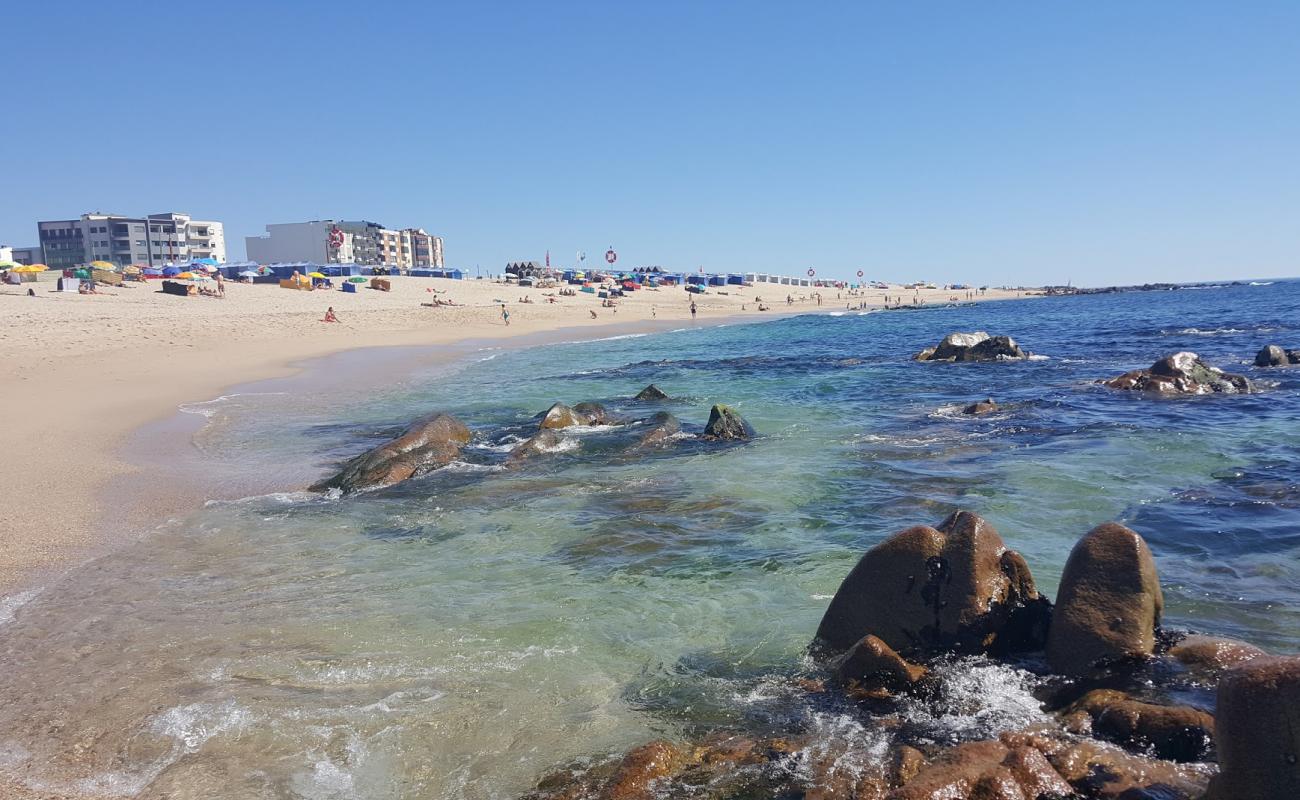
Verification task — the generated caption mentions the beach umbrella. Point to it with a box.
[238,270,259,278]
[202,265,218,273]
[162,266,182,277]
[176,271,198,279]
[90,260,116,270]
[13,265,46,273]
[194,257,219,266]
[74,268,91,279]
[0,261,18,269]
[308,272,326,278]
[347,276,367,283]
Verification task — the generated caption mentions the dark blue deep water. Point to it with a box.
[2,279,1297,798]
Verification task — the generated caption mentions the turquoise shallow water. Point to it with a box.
[1,282,1298,798]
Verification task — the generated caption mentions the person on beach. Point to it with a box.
[214,272,225,297]
[501,304,510,325]
[322,307,339,323]
[689,301,697,319]
[651,305,656,319]
[589,309,598,319]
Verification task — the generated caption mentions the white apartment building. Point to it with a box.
[37,211,226,269]
[245,220,444,268]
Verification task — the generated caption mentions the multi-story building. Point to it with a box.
[245,219,444,268]
[36,212,226,268]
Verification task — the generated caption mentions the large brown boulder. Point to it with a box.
[1041,736,1211,798]
[506,430,566,465]
[1065,689,1215,762]
[1206,655,1300,799]
[915,332,1028,362]
[634,411,681,448]
[813,511,1048,657]
[1047,522,1163,675]
[1103,351,1253,394]
[311,412,471,492]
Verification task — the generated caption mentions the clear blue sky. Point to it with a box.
[4,2,1298,286]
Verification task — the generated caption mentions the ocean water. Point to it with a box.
[2,281,1299,798]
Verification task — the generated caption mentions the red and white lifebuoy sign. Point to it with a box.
[807,268,816,277]
[328,226,344,249]
[857,270,864,278]
[605,249,617,264]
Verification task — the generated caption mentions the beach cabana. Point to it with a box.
[708,275,727,286]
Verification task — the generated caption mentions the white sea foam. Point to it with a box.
[435,461,506,474]
[178,392,289,418]
[898,657,1049,744]
[1250,281,1274,286]
[0,589,40,627]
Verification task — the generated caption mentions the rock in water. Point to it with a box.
[700,405,754,440]
[1255,344,1289,367]
[536,401,608,430]
[1065,689,1215,762]
[1207,655,1300,800]
[1103,351,1253,394]
[634,384,670,401]
[1047,523,1163,675]
[506,430,564,465]
[634,412,680,448]
[915,331,1028,361]
[833,634,926,692]
[1169,634,1266,670]
[813,511,1048,656]
[311,413,471,493]
[962,398,999,415]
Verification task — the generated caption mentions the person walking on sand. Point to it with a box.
[689,300,697,319]
[651,305,656,319]
[501,303,510,326]
[214,271,225,297]
[322,307,339,323]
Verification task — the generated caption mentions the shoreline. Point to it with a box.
[0,278,1032,598]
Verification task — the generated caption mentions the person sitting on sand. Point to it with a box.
[322,307,339,323]
[589,309,598,319]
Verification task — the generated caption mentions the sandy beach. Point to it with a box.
[0,275,1029,597]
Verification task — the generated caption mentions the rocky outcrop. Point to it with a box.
[1047,522,1164,675]
[1065,689,1215,762]
[700,404,754,441]
[1035,735,1211,798]
[634,384,670,401]
[915,332,1028,362]
[1207,655,1300,799]
[1169,634,1266,670]
[961,398,999,415]
[1254,344,1300,367]
[1103,351,1253,394]
[813,511,1048,657]
[536,401,609,430]
[833,634,926,694]
[634,411,680,448]
[892,739,1075,800]
[311,413,471,493]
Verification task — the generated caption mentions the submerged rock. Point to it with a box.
[1207,655,1300,800]
[1103,351,1253,394]
[311,412,471,493]
[1254,344,1290,367]
[961,398,999,415]
[634,411,681,448]
[1035,734,1212,799]
[892,739,1075,800]
[1065,689,1215,762]
[572,401,611,425]
[700,404,754,441]
[1047,523,1164,675]
[506,430,565,465]
[813,511,1048,657]
[634,384,670,401]
[915,331,1028,362]
[1169,634,1266,670]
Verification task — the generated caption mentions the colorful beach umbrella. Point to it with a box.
[13,265,46,273]
[194,257,219,266]
[307,272,326,278]
[239,270,260,278]
[347,276,367,283]
[90,260,116,270]
[162,266,182,277]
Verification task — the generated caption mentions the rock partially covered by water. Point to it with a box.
[1103,351,1254,394]
[1207,655,1300,800]
[634,384,670,401]
[1047,523,1164,676]
[507,430,564,465]
[634,411,680,448]
[1030,734,1212,799]
[1253,344,1300,367]
[892,739,1075,800]
[833,634,927,694]
[915,332,1028,362]
[311,412,471,493]
[1065,689,1215,762]
[814,511,1048,657]
[1169,634,1266,671]
[536,401,609,430]
[962,398,999,416]
[700,404,754,441]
